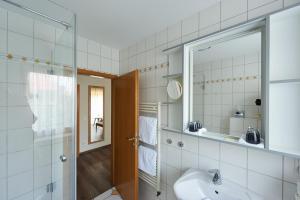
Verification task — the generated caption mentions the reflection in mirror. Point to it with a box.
[190,31,264,147]
[88,86,104,143]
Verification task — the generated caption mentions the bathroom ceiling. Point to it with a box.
[48,0,220,49]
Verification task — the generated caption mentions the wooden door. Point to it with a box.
[112,70,139,200]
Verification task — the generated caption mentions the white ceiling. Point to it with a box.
[194,33,261,64]
[49,0,220,49]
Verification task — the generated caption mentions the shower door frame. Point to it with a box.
[0,0,78,199]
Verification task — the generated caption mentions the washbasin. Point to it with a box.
[174,169,263,200]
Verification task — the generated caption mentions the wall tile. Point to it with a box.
[248,0,280,10]
[101,45,112,58]
[198,154,219,171]
[220,162,247,186]
[7,62,32,84]
[0,62,6,83]
[0,108,7,130]
[156,29,168,46]
[248,0,284,19]
[87,54,100,71]
[77,36,87,52]
[284,0,300,6]
[8,170,33,199]
[181,150,198,170]
[54,44,72,65]
[220,143,247,168]
[283,156,300,184]
[112,60,119,75]
[112,48,119,61]
[167,22,181,42]
[0,154,6,178]
[248,171,282,200]
[283,181,297,200]
[8,128,33,153]
[0,29,7,53]
[7,84,28,106]
[182,13,199,36]
[0,83,6,107]
[88,40,100,55]
[221,0,247,20]
[77,51,88,69]
[199,138,219,160]
[221,13,247,29]
[7,107,33,129]
[248,149,282,178]
[166,146,181,169]
[8,11,33,36]
[55,28,72,47]
[137,40,146,54]
[199,3,221,30]
[182,31,198,43]
[0,178,7,200]
[14,192,33,200]
[8,32,33,57]
[34,39,54,61]
[8,148,33,176]
[181,134,198,154]
[34,21,55,42]
[166,165,181,186]
[146,35,156,50]
[0,7,7,29]
[101,57,112,73]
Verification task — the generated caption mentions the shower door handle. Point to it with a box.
[60,155,67,162]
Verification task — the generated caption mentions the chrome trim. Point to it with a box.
[1,0,72,28]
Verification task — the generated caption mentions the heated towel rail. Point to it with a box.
[139,102,161,196]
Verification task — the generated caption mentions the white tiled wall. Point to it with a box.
[120,0,300,199]
[77,36,119,75]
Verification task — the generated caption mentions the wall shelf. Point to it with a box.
[162,73,182,79]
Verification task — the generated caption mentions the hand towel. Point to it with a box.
[139,116,157,145]
[138,145,157,176]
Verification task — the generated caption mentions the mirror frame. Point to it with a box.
[88,85,105,144]
[182,19,267,148]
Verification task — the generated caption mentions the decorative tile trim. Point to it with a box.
[138,62,169,73]
[193,75,259,85]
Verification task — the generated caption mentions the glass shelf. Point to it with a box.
[162,73,182,79]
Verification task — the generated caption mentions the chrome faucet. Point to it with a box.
[208,169,222,185]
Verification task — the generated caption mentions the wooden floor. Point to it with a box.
[77,145,112,200]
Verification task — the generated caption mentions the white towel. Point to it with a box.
[139,116,157,145]
[138,145,157,176]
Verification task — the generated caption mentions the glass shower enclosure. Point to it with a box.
[0,0,76,199]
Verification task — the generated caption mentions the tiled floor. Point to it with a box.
[93,188,122,200]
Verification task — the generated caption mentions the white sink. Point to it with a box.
[174,169,263,200]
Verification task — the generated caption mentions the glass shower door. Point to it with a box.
[0,1,76,199]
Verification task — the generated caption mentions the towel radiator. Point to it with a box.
[139,102,161,196]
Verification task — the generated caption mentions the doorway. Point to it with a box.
[76,69,139,200]
[76,73,113,200]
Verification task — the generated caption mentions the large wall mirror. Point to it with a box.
[88,86,105,143]
[183,5,300,157]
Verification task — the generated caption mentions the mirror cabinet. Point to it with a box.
[178,5,300,157]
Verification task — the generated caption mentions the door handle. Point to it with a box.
[60,155,67,162]
[127,136,140,147]
[127,136,139,141]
